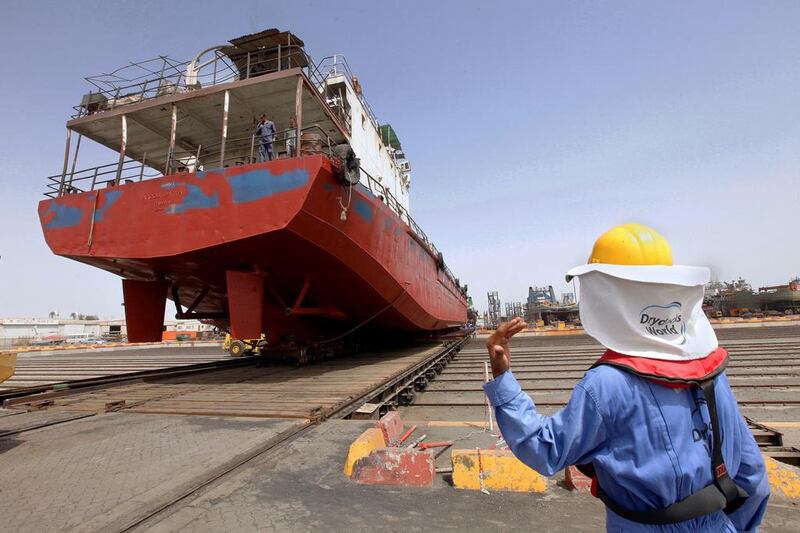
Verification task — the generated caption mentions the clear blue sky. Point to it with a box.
[1,1,798,317]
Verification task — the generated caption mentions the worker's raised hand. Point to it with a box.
[486,317,527,378]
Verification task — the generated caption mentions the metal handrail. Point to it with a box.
[313,55,380,131]
[44,125,336,197]
[73,46,320,118]
[44,158,160,198]
[70,46,363,164]
[356,166,461,292]
[358,167,425,247]
[165,124,334,174]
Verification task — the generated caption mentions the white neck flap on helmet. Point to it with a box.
[565,264,718,361]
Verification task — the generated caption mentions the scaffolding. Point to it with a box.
[523,284,578,325]
[487,291,501,330]
[527,285,556,306]
[505,302,524,319]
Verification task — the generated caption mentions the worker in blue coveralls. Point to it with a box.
[256,114,277,162]
[484,223,769,532]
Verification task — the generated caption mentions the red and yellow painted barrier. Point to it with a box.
[343,427,385,477]
[451,448,547,493]
[351,448,436,487]
[344,416,800,497]
[344,413,439,487]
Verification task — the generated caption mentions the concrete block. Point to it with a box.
[351,448,435,487]
[564,465,593,493]
[376,411,403,444]
[343,427,385,477]
[451,448,547,493]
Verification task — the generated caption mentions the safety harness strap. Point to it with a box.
[701,379,749,514]
[576,367,748,524]
[598,478,728,525]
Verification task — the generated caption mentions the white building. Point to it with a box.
[0,318,216,347]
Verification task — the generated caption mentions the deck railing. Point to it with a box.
[312,55,380,131]
[72,46,372,146]
[74,46,322,118]
[44,159,161,197]
[164,125,333,175]
[44,125,334,197]
[357,167,461,291]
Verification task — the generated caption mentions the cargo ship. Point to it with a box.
[703,278,759,317]
[758,278,800,315]
[38,29,468,360]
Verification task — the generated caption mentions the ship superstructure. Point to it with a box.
[39,29,468,359]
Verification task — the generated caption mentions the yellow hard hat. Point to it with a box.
[588,223,673,266]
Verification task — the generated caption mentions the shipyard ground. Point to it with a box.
[2,416,798,532]
[1,327,799,532]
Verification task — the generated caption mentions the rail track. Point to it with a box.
[3,340,463,419]
[399,328,800,465]
[0,344,233,395]
[0,337,469,532]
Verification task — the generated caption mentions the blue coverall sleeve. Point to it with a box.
[727,413,770,533]
[483,370,609,476]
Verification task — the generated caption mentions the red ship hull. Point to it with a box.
[38,156,468,345]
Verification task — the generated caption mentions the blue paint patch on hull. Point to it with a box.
[228,168,309,204]
[353,197,374,222]
[44,202,83,229]
[95,190,122,221]
[170,184,218,213]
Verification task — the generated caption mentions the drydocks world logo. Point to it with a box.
[639,302,687,345]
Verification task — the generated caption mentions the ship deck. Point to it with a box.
[49,68,348,197]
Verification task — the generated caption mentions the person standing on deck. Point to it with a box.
[484,223,769,532]
[286,116,297,157]
[256,114,276,162]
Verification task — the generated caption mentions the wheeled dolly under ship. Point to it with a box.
[38,29,468,361]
